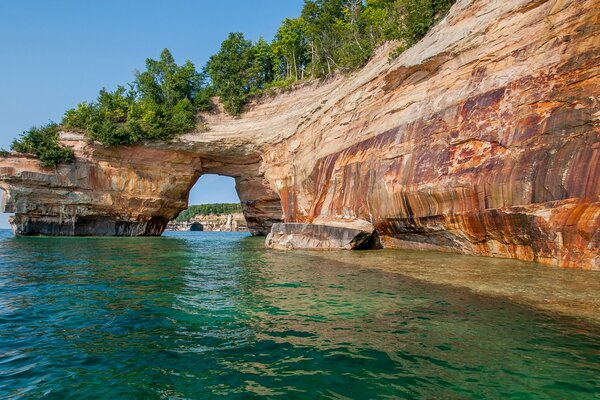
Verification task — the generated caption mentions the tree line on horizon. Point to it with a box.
[7,0,455,166]
[174,203,243,222]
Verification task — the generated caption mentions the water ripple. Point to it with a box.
[0,231,598,399]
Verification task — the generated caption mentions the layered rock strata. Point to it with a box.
[261,0,600,269]
[0,135,281,236]
[0,0,598,269]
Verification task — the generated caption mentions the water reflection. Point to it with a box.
[232,246,600,398]
[0,231,598,399]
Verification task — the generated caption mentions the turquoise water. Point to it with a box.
[0,230,599,399]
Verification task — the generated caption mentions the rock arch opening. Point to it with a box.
[0,189,13,231]
[188,175,241,206]
[194,159,285,237]
[0,142,283,237]
[168,174,247,233]
[165,168,285,237]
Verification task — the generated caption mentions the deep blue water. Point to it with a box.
[0,230,599,399]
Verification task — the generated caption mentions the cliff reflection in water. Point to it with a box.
[0,231,598,399]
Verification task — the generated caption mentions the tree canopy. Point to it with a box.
[206,33,261,115]
[63,49,213,146]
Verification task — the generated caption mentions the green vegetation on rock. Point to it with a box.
[9,50,212,166]
[175,203,243,222]
[10,123,74,167]
[208,0,456,114]
[63,49,213,146]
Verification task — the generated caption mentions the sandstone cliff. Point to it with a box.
[0,0,598,269]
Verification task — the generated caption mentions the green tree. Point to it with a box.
[206,32,257,115]
[63,49,211,146]
[11,123,74,167]
[301,0,347,77]
[360,0,402,43]
[251,37,276,87]
[135,49,206,106]
[175,203,243,222]
[272,18,308,80]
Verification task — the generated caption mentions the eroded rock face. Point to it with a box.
[260,0,600,270]
[0,135,283,236]
[0,0,598,268]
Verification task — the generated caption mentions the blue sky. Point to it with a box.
[0,0,303,228]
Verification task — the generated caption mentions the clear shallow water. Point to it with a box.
[0,230,599,399]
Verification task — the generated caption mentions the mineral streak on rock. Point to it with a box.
[0,0,598,269]
[261,0,600,269]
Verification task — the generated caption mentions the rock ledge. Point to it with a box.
[266,223,375,250]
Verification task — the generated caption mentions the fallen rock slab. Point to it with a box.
[266,222,375,250]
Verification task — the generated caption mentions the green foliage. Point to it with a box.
[301,0,346,75]
[206,33,274,115]
[252,37,277,88]
[206,0,456,114]
[63,49,212,146]
[263,77,297,96]
[272,18,308,80]
[10,123,74,167]
[175,203,243,222]
[398,0,441,45]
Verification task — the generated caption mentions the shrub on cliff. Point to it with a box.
[63,49,212,146]
[10,123,74,167]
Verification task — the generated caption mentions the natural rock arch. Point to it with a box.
[0,135,283,236]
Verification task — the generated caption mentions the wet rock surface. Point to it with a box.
[265,223,375,250]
